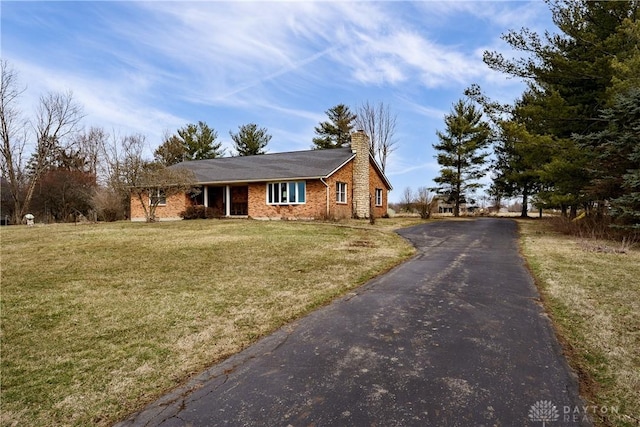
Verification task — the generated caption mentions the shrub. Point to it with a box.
[548,214,639,244]
[180,205,220,219]
[92,188,127,222]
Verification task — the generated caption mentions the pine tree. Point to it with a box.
[230,123,271,156]
[312,104,356,149]
[177,121,224,160]
[483,0,638,217]
[432,99,491,217]
[492,119,552,217]
[579,88,640,228]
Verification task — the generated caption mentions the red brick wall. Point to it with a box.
[246,159,388,220]
[248,180,328,219]
[369,162,388,218]
[324,160,353,219]
[130,192,189,221]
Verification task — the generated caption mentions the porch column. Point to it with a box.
[203,186,208,207]
[225,185,231,217]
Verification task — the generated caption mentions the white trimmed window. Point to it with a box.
[336,182,347,204]
[150,189,166,206]
[375,188,383,206]
[267,181,306,205]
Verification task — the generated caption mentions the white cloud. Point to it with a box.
[11,59,185,145]
[3,0,555,174]
[387,159,439,178]
[399,97,448,120]
[414,1,551,30]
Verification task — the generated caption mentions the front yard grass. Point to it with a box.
[0,219,417,426]
[518,219,640,427]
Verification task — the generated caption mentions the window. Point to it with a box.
[267,181,306,205]
[375,188,383,206]
[336,182,347,204]
[150,188,166,206]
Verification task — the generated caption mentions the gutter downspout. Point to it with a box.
[320,177,329,218]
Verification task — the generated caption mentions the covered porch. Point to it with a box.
[192,185,248,217]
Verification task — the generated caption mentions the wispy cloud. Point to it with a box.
[11,58,185,144]
[398,97,448,120]
[3,1,555,200]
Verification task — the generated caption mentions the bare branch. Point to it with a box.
[0,60,29,223]
[355,101,397,172]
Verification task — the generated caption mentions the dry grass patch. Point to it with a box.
[1,219,415,426]
[518,219,640,427]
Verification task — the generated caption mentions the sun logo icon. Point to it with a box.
[528,400,560,426]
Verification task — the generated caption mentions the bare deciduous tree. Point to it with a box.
[104,133,196,222]
[354,101,398,172]
[73,126,108,178]
[134,165,197,222]
[415,186,436,219]
[1,61,84,223]
[92,186,126,222]
[401,187,414,213]
[23,91,84,218]
[101,133,146,218]
[0,60,29,223]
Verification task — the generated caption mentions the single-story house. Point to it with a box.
[130,130,392,221]
[433,197,477,215]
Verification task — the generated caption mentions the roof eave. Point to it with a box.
[323,153,357,180]
[193,175,331,186]
[368,153,393,190]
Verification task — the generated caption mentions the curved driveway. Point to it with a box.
[117,218,589,427]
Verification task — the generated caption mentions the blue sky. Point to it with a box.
[2,1,555,202]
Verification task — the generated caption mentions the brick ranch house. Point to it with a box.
[130,131,392,221]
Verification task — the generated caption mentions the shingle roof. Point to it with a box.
[172,147,356,184]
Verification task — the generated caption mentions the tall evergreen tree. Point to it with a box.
[154,122,224,165]
[579,89,640,228]
[483,0,638,217]
[312,104,356,149]
[608,16,640,98]
[177,121,224,160]
[432,99,491,217]
[492,120,551,217]
[230,123,271,156]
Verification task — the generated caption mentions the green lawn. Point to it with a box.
[518,219,640,427]
[1,219,416,426]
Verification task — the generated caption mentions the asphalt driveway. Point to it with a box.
[117,218,589,426]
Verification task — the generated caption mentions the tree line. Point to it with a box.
[429,0,639,230]
[0,60,398,223]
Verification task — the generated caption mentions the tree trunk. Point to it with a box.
[569,205,578,219]
[20,177,38,220]
[454,157,461,217]
[561,204,568,217]
[133,192,151,222]
[369,194,375,225]
[520,187,529,218]
[595,201,605,220]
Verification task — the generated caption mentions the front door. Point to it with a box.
[207,187,225,216]
[230,186,248,216]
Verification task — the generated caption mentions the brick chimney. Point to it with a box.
[351,130,370,218]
